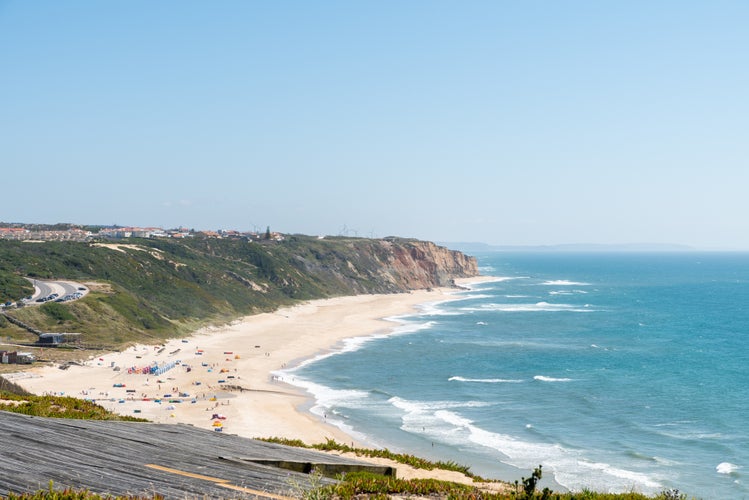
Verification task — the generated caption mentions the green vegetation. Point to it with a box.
[40,302,75,323]
[307,469,686,500]
[6,482,161,500]
[263,437,479,478]
[0,375,145,421]
[0,390,147,421]
[0,236,467,347]
[324,470,475,498]
[264,439,695,500]
[0,375,31,395]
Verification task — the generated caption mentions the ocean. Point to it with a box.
[281,252,749,498]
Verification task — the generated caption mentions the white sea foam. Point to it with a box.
[534,375,574,382]
[414,302,464,316]
[389,397,493,413]
[549,289,588,295]
[286,377,370,408]
[449,376,524,384]
[391,399,661,494]
[416,294,493,316]
[473,276,527,284]
[418,306,453,316]
[389,397,494,431]
[414,290,482,314]
[274,375,386,447]
[716,462,740,475]
[573,460,663,490]
[464,339,586,351]
[466,423,662,493]
[458,293,494,301]
[458,276,523,292]
[434,409,474,428]
[461,302,596,313]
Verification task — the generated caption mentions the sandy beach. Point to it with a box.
[9,277,517,491]
[11,280,489,447]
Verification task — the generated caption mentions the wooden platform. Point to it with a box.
[0,411,393,499]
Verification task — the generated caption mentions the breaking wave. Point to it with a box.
[449,376,524,384]
[534,375,574,382]
[541,280,591,286]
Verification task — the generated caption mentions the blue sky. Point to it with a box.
[2,1,748,248]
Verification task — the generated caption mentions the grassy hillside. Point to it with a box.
[0,235,475,348]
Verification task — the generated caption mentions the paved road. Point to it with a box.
[26,279,88,304]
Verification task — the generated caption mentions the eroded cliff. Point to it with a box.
[288,237,479,294]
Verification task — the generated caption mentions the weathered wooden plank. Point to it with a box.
[0,411,379,499]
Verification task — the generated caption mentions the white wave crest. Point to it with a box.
[534,375,574,382]
[549,289,588,295]
[462,302,596,313]
[415,302,467,316]
[389,396,493,414]
[283,377,370,408]
[460,293,495,301]
[573,460,663,490]
[387,396,661,494]
[473,276,528,284]
[716,462,740,475]
[449,376,524,384]
[435,409,474,428]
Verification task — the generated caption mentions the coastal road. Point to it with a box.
[26,278,88,304]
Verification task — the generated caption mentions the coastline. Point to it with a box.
[10,277,495,449]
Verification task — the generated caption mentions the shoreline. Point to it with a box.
[10,277,496,449]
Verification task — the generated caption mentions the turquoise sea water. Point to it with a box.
[282,252,749,498]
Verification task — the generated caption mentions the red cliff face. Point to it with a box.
[291,237,480,294]
[377,239,479,289]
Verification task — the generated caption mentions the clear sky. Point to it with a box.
[2,1,748,249]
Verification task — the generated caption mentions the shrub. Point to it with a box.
[40,302,75,323]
